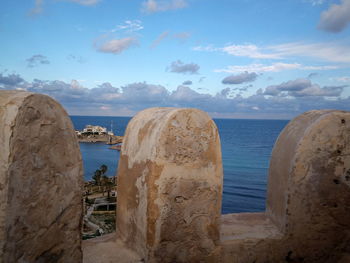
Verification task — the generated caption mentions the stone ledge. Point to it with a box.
[83,233,141,263]
[220,212,282,241]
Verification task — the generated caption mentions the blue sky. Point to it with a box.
[1,0,350,119]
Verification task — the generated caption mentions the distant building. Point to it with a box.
[75,124,114,137]
[82,125,107,135]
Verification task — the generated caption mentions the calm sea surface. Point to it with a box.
[70,116,288,214]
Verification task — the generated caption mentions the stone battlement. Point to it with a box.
[0,91,349,262]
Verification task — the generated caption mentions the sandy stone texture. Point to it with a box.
[0,91,83,262]
[117,107,223,263]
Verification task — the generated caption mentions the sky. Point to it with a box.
[1,0,350,119]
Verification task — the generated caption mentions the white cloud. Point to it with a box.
[222,44,281,59]
[194,41,350,63]
[111,20,144,33]
[215,63,302,73]
[192,45,218,52]
[270,42,350,63]
[215,62,339,74]
[194,44,281,59]
[96,37,138,54]
[318,0,350,33]
[301,65,338,70]
[142,0,187,13]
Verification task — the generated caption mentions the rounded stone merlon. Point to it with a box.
[117,107,223,262]
[266,110,350,260]
[0,91,83,262]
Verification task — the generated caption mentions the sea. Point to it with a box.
[70,116,289,214]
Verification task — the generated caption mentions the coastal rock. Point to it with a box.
[77,134,123,144]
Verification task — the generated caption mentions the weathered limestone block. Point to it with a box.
[267,110,350,261]
[0,91,83,262]
[117,107,223,262]
[221,110,350,263]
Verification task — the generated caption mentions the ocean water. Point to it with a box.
[70,116,288,214]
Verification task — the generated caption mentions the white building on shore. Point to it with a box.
[75,124,114,136]
[83,125,107,135]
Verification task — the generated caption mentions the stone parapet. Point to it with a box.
[1,91,349,262]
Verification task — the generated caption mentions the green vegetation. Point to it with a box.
[83,164,117,240]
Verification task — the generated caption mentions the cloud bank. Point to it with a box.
[1,73,349,119]
[263,78,345,97]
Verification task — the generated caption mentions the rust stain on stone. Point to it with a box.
[117,155,164,257]
[117,154,142,249]
[145,162,163,249]
[117,155,140,211]
[137,120,154,145]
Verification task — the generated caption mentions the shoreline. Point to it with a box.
[77,134,123,144]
